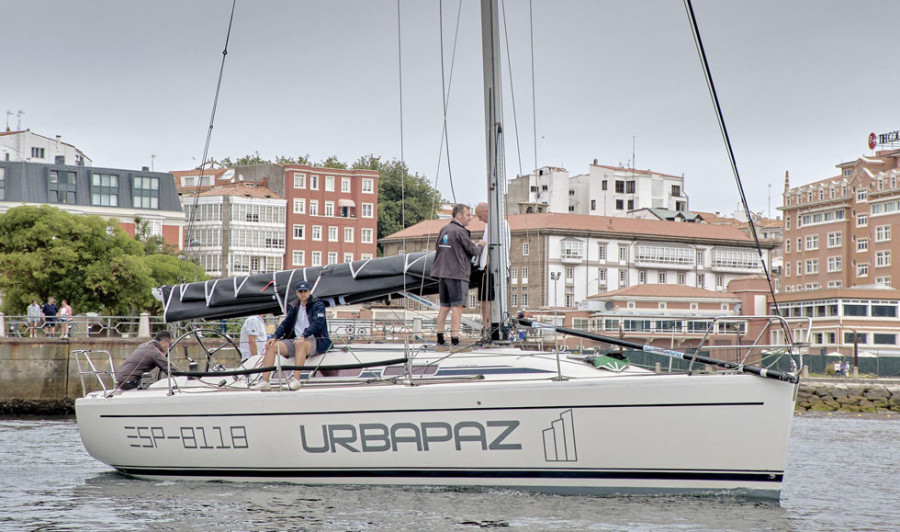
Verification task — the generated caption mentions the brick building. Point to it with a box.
[282,164,379,268]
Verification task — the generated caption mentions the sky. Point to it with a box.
[3,0,899,219]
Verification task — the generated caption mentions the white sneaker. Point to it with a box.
[250,380,271,391]
[287,377,301,391]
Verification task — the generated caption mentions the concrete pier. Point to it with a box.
[0,337,239,415]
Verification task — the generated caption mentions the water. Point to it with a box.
[1,414,897,531]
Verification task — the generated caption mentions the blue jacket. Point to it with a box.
[273,297,332,354]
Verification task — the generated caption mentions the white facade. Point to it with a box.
[0,130,91,166]
[185,195,286,278]
[534,234,768,309]
[506,162,688,217]
[505,166,570,214]
[568,164,687,215]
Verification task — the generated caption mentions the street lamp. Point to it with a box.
[550,271,561,349]
[189,239,201,283]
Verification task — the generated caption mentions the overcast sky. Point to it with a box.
[3,0,899,218]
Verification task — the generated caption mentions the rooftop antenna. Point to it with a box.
[16,110,24,130]
[5,111,12,131]
[767,183,771,218]
[151,154,156,172]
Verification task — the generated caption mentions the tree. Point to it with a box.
[353,155,443,254]
[319,155,348,169]
[275,154,311,165]
[0,206,192,316]
[220,152,270,167]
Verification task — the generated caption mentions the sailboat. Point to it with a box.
[75,0,801,498]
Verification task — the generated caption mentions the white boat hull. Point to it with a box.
[76,368,796,498]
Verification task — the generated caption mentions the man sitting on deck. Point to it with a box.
[251,281,332,390]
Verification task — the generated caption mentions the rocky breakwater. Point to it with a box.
[796,382,900,413]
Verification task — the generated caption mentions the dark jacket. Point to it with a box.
[273,296,332,354]
[430,220,484,281]
[115,340,179,388]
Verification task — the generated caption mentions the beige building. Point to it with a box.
[381,212,776,312]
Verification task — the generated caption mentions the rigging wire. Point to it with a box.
[433,0,463,204]
[500,0,523,178]
[418,0,464,300]
[682,0,784,324]
[528,0,537,172]
[184,0,238,284]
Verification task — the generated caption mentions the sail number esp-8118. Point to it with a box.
[123,425,248,449]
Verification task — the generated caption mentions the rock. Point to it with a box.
[865,386,890,400]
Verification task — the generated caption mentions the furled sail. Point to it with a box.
[154,251,438,323]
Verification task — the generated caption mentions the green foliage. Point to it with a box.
[353,155,443,254]
[319,155,348,169]
[0,205,188,316]
[220,151,270,167]
[275,154,311,165]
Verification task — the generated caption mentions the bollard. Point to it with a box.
[138,313,151,338]
[0,313,5,338]
[655,362,661,374]
[853,366,859,379]
[801,365,809,378]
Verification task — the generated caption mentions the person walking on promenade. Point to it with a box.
[26,300,42,337]
[114,330,178,390]
[430,204,484,348]
[252,281,332,390]
[59,300,73,338]
[42,297,59,337]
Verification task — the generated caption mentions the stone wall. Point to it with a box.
[0,337,239,414]
[797,382,900,413]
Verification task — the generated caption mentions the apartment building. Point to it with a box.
[0,130,91,166]
[506,161,688,216]
[780,149,900,292]
[381,212,775,311]
[0,160,183,247]
[182,182,286,277]
[282,164,379,269]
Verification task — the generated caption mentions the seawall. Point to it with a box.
[796,380,900,413]
[0,337,238,415]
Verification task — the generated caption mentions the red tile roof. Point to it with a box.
[188,182,282,199]
[382,212,766,245]
[587,284,737,300]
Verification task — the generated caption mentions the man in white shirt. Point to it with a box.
[472,202,510,339]
[239,314,268,362]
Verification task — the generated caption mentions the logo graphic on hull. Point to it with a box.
[542,410,577,462]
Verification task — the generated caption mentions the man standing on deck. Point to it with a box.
[431,204,484,348]
[472,201,510,340]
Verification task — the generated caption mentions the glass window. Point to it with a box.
[292,250,305,266]
[293,224,305,240]
[48,170,77,204]
[325,176,334,191]
[0,167,6,200]
[293,172,306,189]
[361,228,373,243]
[361,203,374,217]
[344,227,354,242]
[133,176,159,209]
[341,177,351,192]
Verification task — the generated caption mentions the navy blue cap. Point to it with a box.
[295,281,312,291]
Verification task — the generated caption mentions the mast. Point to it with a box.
[481,0,509,340]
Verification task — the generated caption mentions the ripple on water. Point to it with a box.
[0,416,898,531]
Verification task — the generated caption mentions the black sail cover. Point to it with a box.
[155,251,438,323]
